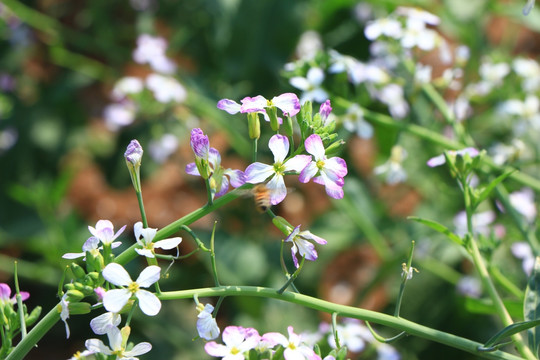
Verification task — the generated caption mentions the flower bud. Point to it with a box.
[25,306,42,327]
[124,139,143,193]
[247,112,261,140]
[65,289,85,302]
[266,106,280,131]
[283,115,294,137]
[68,302,91,315]
[70,263,86,279]
[272,216,294,236]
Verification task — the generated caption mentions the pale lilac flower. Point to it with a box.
[59,293,71,338]
[426,147,479,167]
[196,303,220,341]
[111,76,144,101]
[508,188,537,223]
[374,145,408,184]
[0,283,29,305]
[102,263,161,316]
[216,99,242,115]
[327,319,372,353]
[512,242,535,276]
[262,326,321,360]
[148,133,178,163]
[133,34,176,74]
[454,210,496,237]
[456,276,482,298]
[377,343,401,360]
[0,127,18,151]
[364,18,403,40]
[524,0,536,15]
[133,221,182,258]
[205,326,261,359]
[103,101,136,131]
[62,237,100,260]
[342,103,373,139]
[88,220,126,247]
[299,134,348,199]
[245,135,311,205]
[319,100,332,124]
[186,147,245,197]
[146,74,186,103]
[90,312,122,335]
[290,67,329,103]
[86,326,152,360]
[285,225,327,268]
[377,83,409,118]
[241,93,301,117]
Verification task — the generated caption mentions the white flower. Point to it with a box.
[90,311,122,335]
[104,102,137,131]
[395,7,440,26]
[196,303,220,340]
[146,74,187,103]
[327,319,372,353]
[102,263,162,316]
[86,326,152,360]
[498,95,540,135]
[511,242,535,276]
[509,188,537,223]
[59,294,71,338]
[261,326,320,360]
[148,133,179,163]
[295,30,323,61]
[376,84,409,119]
[205,326,261,358]
[374,145,408,184]
[68,349,96,360]
[453,210,495,237]
[289,67,328,103]
[376,343,401,360]
[456,276,482,298]
[111,77,144,101]
[364,18,403,40]
[513,58,540,92]
[133,222,182,258]
[133,34,176,74]
[479,60,510,85]
[88,220,126,247]
[342,103,373,139]
[400,17,439,51]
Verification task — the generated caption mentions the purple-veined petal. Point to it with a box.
[217,99,242,114]
[319,100,332,121]
[299,162,318,183]
[154,237,182,250]
[239,329,261,352]
[103,289,131,313]
[426,154,445,167]
[269,134,289,163]
[224,168,245,188]
[245,163,274,183]
[205,342,229,357]
[85,339,113,355]
[90,312,121,335]
[240,95,267,113]
[102,263,132,286]
[125,342,152,357]
[135,248,155,258]
[215,175,230,198]
[304,134,326,160]
[82,237,100,252]
[190,128,210,159]
[320,172,345,199]
[295,238,318,261]
[300,230,327,245]
[285,225,301,243]
[62,252,85,260]
[290,245,300,268]
[186,162,200,176]
[266,174,287,205]
[136,289,161,316]
[325,157,348,178]
[136,265,161,288]
[112,224,126,242]
[209,147,222,169]
[283,154,311,173]
[272,93,301,116]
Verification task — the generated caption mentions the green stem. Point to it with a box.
[13,262,27,339]
[252,138,258,163]
[6,307,60,360]
[205,178,214,206]
[136,190,148,229]
[158,286,524,360]
[210,222,221,287]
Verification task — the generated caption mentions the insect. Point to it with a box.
[251,184,271,213]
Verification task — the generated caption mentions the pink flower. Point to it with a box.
[0,283,29,305]
[299,134,348,199]
[205,326,261,359]
[218,93,300,117]
[245,135,310,205]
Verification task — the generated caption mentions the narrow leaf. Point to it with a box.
[472,170,514,209]
[408,216,463,245]
[482,319,540,348]
[524,256,540,353]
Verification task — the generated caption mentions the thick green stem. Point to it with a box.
[6,307,60,360]
[159,286,524,360]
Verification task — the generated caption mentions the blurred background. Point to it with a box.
[1,0,539,359]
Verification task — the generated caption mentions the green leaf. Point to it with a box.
[408,216,463,245]
[482,319,540,349]
[472,170,515,209]
[524,256,540,354]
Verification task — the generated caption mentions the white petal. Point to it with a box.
[304,134,326,159]
[135,248,155,258]
[290,76,311,91]
[102,263,132,286]
[103,289,131,313]
[134,222,144,241]
[85,339,113,355]
[283,155,311,173]
[136,265,161,288]
[268,134,289,163]
[125,342,152,357]
[266,175,287,205]
[62,252,85,259]
[245,163,275,183]
[136,290,162,316]
[154,237,182,250]
[90,312,121,335]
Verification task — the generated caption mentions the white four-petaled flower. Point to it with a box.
[134,222,182,258]
[86,326,152,360]
[285,225,327,268]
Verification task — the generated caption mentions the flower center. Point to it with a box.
[274,162,285,175]
[128,281,140,294]
[230,346,240,355]
[288,342,297,350]
[316,160,325,169]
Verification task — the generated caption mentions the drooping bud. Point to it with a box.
[272,216,294,236]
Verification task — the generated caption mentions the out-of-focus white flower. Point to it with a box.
[327,319,373,353]
[146,74,187,103]
[513,58,540,92]
[414,63,432,84]
[364,18,403,41]
[290,67,328,103]
[149,133,179,163]
[479,60,510,85]
[374,145,408,184]
[512,242,535,276]
[295,30,323,61]
[0,127,17,151]
[342,103,373,139]
[453,210,496,237]
[400,18,439,51]
[376,343,401,360]
[456,276,482,298]
[353,2,373,23]
[104,101,137,131]
[377,83,409,118]
[455,45,470,66]
[498,95,540,135]
[489,139,527,165]
[448,96,471,122]
[196,303,220,340]
[508,188,537,223]
[111,77,144,101]
[395,6,440,26]
[133,34,177,74]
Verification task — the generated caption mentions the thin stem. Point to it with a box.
[252,138,258,163]
[158,286,524,360]
[210,221,220,287]
[331,312,341,349]
[136,190,148,229]
[13,262,27,339]
[205,178,214,206]
[394,241,415,317]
